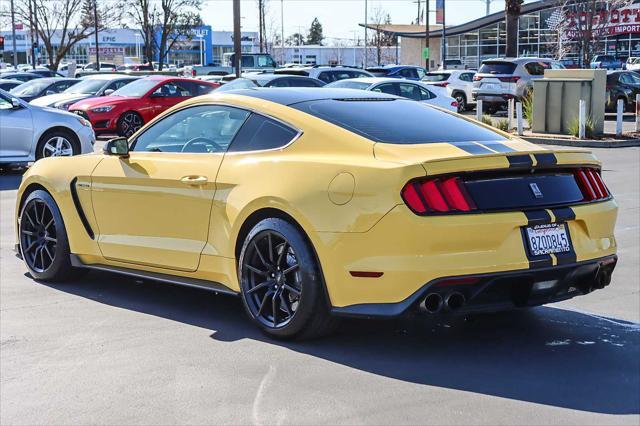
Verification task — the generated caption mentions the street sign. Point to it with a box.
[422,47,429,59]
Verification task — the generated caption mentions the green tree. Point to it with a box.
[306,17,323,45]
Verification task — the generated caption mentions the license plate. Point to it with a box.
[525,223,571,256]
[482,83,500,90]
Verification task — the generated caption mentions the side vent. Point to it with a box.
[70,177,95,239]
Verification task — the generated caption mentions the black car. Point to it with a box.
[9,77,80,102]
[0,79,23,91]
[606,71,640,111]
[29,69,64,78]
[0,72,43,82]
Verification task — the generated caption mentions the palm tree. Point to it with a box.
[505,0,523,58]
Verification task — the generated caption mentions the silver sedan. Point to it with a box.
[0,89,95,166]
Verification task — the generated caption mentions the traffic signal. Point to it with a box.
[0,36,5,51]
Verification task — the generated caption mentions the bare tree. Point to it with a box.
[125,0,156,64]
[554,0,633,65]
[257,0,268,52]
[368,7,396,66]
[9,0,120,70]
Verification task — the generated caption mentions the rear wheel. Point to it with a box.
[453,92,466,113]
[117,111,144,137]
[19,190,83,281]
[238,218,337,340]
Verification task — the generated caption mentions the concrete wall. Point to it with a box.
[399,37,441,69]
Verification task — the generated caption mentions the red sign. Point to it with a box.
[566,5,640,37]
[14,23,23,30]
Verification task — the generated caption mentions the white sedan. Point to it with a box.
[0,89,95,166]
[324,77,458,112]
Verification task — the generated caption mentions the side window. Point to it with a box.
[241,56,254,67]
[228,114,298,152]
[398,83,424,101]
[267,78,291,87]
[51,82,72,93]
[372,83,398,95]
[419,87,435,100]
[629,73,640,84]
[416,68,426,79]
[524,62,543,76]
[400,68,419,79]
[620,73,633,84]
[109,80,130,91]
[317,72,334,83]
[197,83,215,94]
[132,105,250,153]
[152,81,195,97]
[0,95,13,110]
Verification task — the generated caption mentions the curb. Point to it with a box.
[522,136,640,148]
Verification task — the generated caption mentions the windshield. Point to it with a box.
[216,78,259,92]
[325,80,372,90]
[64,79,107,95]
[111,79,158,97]
[10,80,49,96]
[292,98,507,144]
[423,73,450,82]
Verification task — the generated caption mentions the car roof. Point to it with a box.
[250,74,318,82]
[23,77,76,84]
[1,72,40,77]
[81,73,138,80]
[331,77,420,84]
[219,87,398,105]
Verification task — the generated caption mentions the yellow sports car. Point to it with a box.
[15,88,618,339]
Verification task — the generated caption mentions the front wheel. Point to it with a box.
[117,111,144,137]
[454,93,466,113]
[36,130,79,160]
[19,190,84,281]
[238,218,337,340]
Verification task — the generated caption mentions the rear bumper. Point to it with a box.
[332,255,617,317]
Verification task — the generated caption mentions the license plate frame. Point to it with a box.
[525,223,572,257]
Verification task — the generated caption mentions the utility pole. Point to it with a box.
[486,0,491,16]
[233,0,241,76]
[28,0,35,69]
[416,0,421,23]
[364,0,367,68]
[10,0,17,67]
[442,0,446,69]
[33,0,39,66]
[93,0,100,70]
[425,0,429,70]
[281,0,284,64]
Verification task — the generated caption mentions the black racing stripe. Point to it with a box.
[70,178,95,240]
[551,207,576,222]
[520,227,553,269]
[480,141,517,153]
[507,154,533,169]
[452,142,496,155]
[524,210,552,226]
[534,153,557,166]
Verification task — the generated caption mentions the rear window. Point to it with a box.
[367,68,390,77]
[478,62,517,75]
[291,98,507,144]
[423,73,450,82]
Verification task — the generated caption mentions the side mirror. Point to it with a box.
[103,137,129,157]
[11,98,21,109]
[103,89,114,96]
[45,90,55,96]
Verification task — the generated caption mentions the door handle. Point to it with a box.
[180,175,208,186]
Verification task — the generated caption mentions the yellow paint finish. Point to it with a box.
[14,93,619,309]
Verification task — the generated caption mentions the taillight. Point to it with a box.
[473,75,483,81]
[401,177,477,215]
[451,100,459,108]
[573,168,610,201]
[434,82,450,87]
[498,76,520,83]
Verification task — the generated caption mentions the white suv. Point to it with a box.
[274,66,373,84]
[422,70,476,113]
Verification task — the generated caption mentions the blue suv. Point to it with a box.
[366,65,426,80]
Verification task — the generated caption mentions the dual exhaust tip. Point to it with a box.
[422,291,466,314]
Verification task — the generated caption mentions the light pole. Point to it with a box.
[233,0,241,76]
[135,33,141,62]
[280,0,284,65]
[93,0,100,70]
[10,0,17,67]
[363,0,367,68]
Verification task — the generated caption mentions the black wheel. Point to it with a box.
[35,130,79,160]
[238,218,337,339]
[117,111,144,137]
[454,92,466,113]
[19,190,83,281]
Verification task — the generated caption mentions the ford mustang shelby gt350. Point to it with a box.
[15,88,618,339]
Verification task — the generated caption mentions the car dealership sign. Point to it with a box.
[565,4,640,38]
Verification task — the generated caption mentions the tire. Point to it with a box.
[238,218,337,340]
[19,190,84,281]
[453,92,466,113]
[35,129,79,160]
[117,111,144,138]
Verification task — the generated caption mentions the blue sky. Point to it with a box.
[201,0,533,41]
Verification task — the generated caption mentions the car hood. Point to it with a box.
[71,95,134,110]
[30,93,90,107]
[30,103,85,120]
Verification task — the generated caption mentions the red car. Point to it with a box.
[68,76,219,137]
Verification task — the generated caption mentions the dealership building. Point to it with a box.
[368,0,640,69]
[0,27,259,67]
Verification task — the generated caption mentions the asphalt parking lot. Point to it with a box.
[1,146,639,425]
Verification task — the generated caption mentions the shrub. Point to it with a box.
[495,119,510,132]
[567,116,595,139]
[521,92,534,125]
[481,114,493,126]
